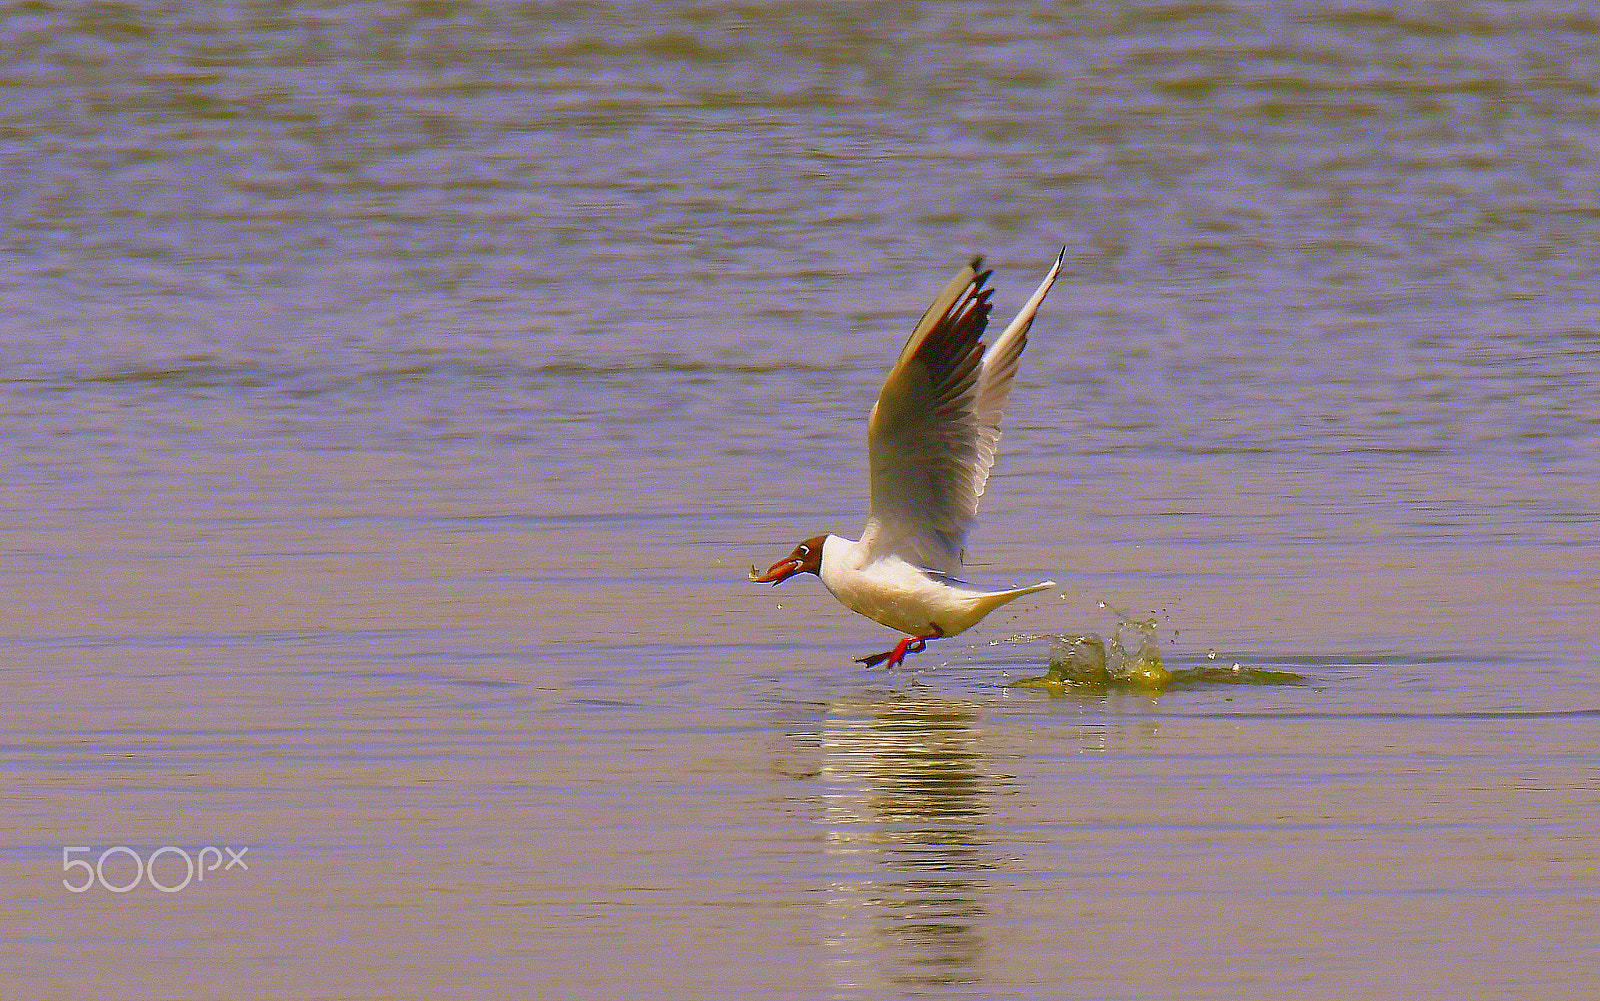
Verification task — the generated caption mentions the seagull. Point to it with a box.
[751,250,1063,669]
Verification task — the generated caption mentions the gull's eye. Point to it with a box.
[798,545,810,556]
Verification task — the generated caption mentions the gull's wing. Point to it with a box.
[862,252,1064,575]
[972,247,1063,507]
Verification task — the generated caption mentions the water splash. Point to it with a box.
[1007,604,1304,694]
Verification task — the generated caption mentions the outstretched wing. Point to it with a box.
[862,251,1064,575]
[972,247,1063,508]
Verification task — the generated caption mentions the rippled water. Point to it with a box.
[3,2,1598,997]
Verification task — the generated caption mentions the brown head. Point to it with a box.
[749,535,826,585]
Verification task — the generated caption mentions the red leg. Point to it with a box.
[856,626,945,669]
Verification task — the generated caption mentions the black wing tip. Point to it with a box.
[968,255,993,288]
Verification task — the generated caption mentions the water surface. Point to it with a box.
[2,2,1597,998]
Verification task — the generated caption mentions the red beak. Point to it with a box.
[749,557,802,584]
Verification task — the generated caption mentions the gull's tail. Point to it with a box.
[972,580,1057,618]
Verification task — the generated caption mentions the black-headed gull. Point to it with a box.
[752,250,1063,669]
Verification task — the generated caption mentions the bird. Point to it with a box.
[750,249,1063,669]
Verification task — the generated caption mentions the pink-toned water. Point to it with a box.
[3,2,1598,997]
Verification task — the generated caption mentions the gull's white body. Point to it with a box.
[817,533,1055,637]
[753,250,1063,666]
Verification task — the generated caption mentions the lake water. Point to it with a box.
[2,1,1597,997]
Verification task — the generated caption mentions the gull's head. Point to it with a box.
[749,535,825,585]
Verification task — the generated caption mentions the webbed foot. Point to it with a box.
[855,626,944,669]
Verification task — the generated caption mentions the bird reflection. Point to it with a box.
[818,697,999,989]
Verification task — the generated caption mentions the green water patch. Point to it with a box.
[1008,605,1304,695]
